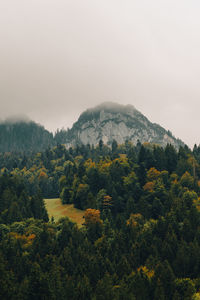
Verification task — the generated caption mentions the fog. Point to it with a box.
[1,0,200,147]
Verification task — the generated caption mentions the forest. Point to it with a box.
[1,140,200,299]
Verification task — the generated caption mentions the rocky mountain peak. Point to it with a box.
[66,102,184,148]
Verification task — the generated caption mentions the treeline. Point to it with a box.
[1,141,200,298]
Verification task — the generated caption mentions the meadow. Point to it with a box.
[44,198,85,227]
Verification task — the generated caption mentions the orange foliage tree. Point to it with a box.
[84,209,102,226]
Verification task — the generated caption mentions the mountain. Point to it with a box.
[64,102,184,148]
[0,103,184,152]
[0,118,54,152]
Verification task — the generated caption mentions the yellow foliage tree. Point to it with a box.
[137,266,154,279]
[127,213,143,227]
[147,167,161,181]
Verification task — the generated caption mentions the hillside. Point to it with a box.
[1,142,200,299]
[0,118,54,152]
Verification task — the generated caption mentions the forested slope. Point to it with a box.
[0,121,54,152]
[1,141,200,299]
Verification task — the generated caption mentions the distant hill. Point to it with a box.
[0,119,54,152]
[64,102,184,148]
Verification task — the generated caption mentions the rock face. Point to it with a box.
[66,102,184,148]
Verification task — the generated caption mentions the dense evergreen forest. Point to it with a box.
[2,140,200,299]
[0,120,69,152]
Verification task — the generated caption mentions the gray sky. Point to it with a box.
[0,0,200,147]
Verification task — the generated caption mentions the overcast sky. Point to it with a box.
[1,0,200,147]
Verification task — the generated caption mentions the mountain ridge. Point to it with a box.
[0,102,185,152]
[65,102,184,148]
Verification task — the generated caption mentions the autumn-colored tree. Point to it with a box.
[147,167,161,181]
[127,213,143,228]
[84,209,103,241]
[143,181,155,193]
[84,209,102,226]
[180,171,194,189]
[102,195,112,211]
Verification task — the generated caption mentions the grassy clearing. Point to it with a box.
[44,198,85,227]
